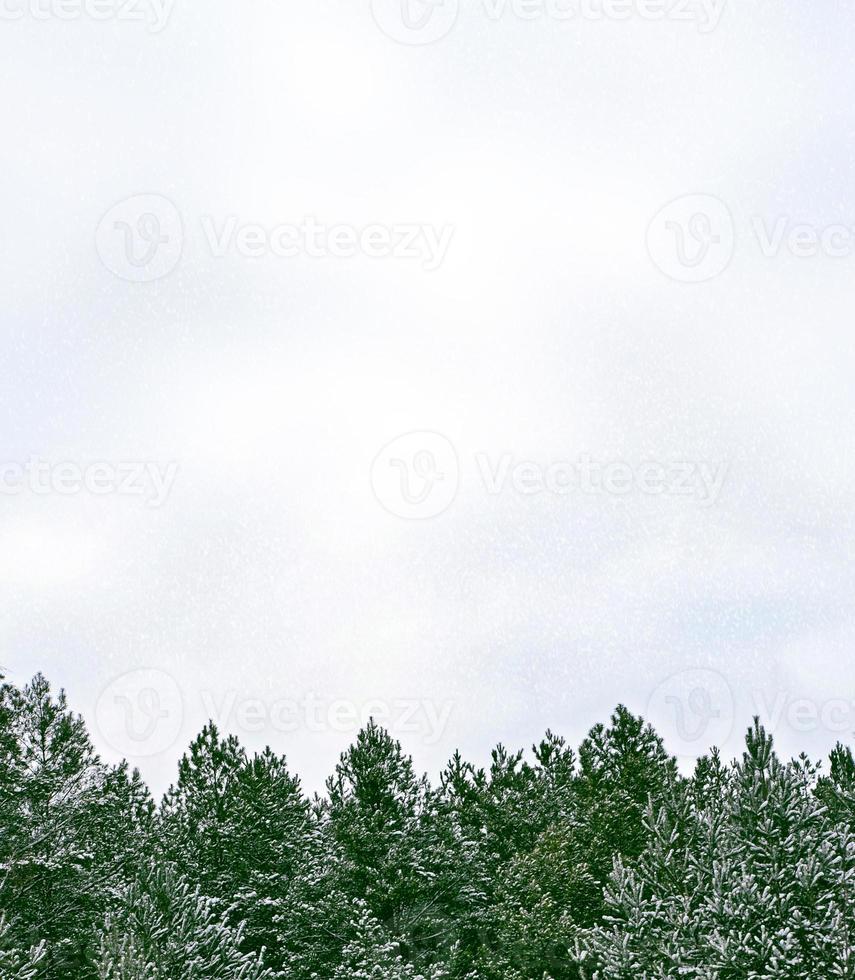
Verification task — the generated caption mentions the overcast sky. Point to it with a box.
[2,0,854,798]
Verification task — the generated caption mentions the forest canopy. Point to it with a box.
[1,671,854,979]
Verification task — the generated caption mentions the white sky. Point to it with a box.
[2,1,854,798]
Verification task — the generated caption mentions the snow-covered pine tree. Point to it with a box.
[330,900,448,980]
[433,740,553,976]
[90,761,157,929]
[705,724,853,978]
[573,706,680,895]
[436,724,641,980]
[159,723,248,899]
[320,721,452,974]
[160,725,315,974]
[576,773,725,979]
[0,673,108,979]
[475,728,659,980]
[0,914,46,980]
[818,743,855,829]
[476,817,601,980]
[95,862,275,980]
[227,746,316,973]
[578,723,855,979]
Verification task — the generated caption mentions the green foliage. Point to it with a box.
[160,724,314,973]
[330,900,448,980]
[477,818,600,980]
[574,705,681,889]
[0,914,46,980]
[0,674,154,979]
[2,672,855,980]
[817,743,855,828]
[95,863,274,980]
[579,722,855,979]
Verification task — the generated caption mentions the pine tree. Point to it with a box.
[227,746,316,972]
[434,742,547,976]
[319,721,453,975]
[160,725,316,974]
[0,914,46,980]
[8,669,855,980]
[160,723,248,899]
[477,818,601,980]
[579,723,855,979]
[95,863,274,980]
[705,725,853,978]
[458,734,598,980]
[90,763,157,915]
[577,781,723,978]
[573,706,680,894]
[818,744,855,829]
[0,674,108,979]
[330,900,448,980]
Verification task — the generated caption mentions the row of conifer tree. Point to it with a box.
[2,671,855,978]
